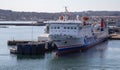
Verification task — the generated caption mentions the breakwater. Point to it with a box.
[0,21,46,26]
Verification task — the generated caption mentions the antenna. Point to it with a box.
[64,6,68,20]
[65,6,68,14]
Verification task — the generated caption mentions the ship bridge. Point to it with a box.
[46,21,83,38]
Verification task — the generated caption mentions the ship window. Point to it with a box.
[64,41,67,44]
[54,27,56,29]
[71,27,73,29]
[64,27,66,29]
[79,27,82,30]
[51,27,53,29]
[67,27,70,29]
[74,27,76,29]
[57,27,60,29]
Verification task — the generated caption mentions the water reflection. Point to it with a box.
[16,54,45,60]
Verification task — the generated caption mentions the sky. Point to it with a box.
[0,0,120,12]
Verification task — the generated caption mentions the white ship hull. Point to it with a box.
[50,35,108,55]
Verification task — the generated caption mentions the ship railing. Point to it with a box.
[44,20,82,24]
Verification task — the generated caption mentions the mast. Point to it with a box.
[65,6,68,14]
[64,6,68,20]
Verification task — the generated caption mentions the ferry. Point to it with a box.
[44,8,109,55]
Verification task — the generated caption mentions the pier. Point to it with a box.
[8,40,32,46]
[109,34,120,40]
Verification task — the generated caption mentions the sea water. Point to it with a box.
[0,26,120,70]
